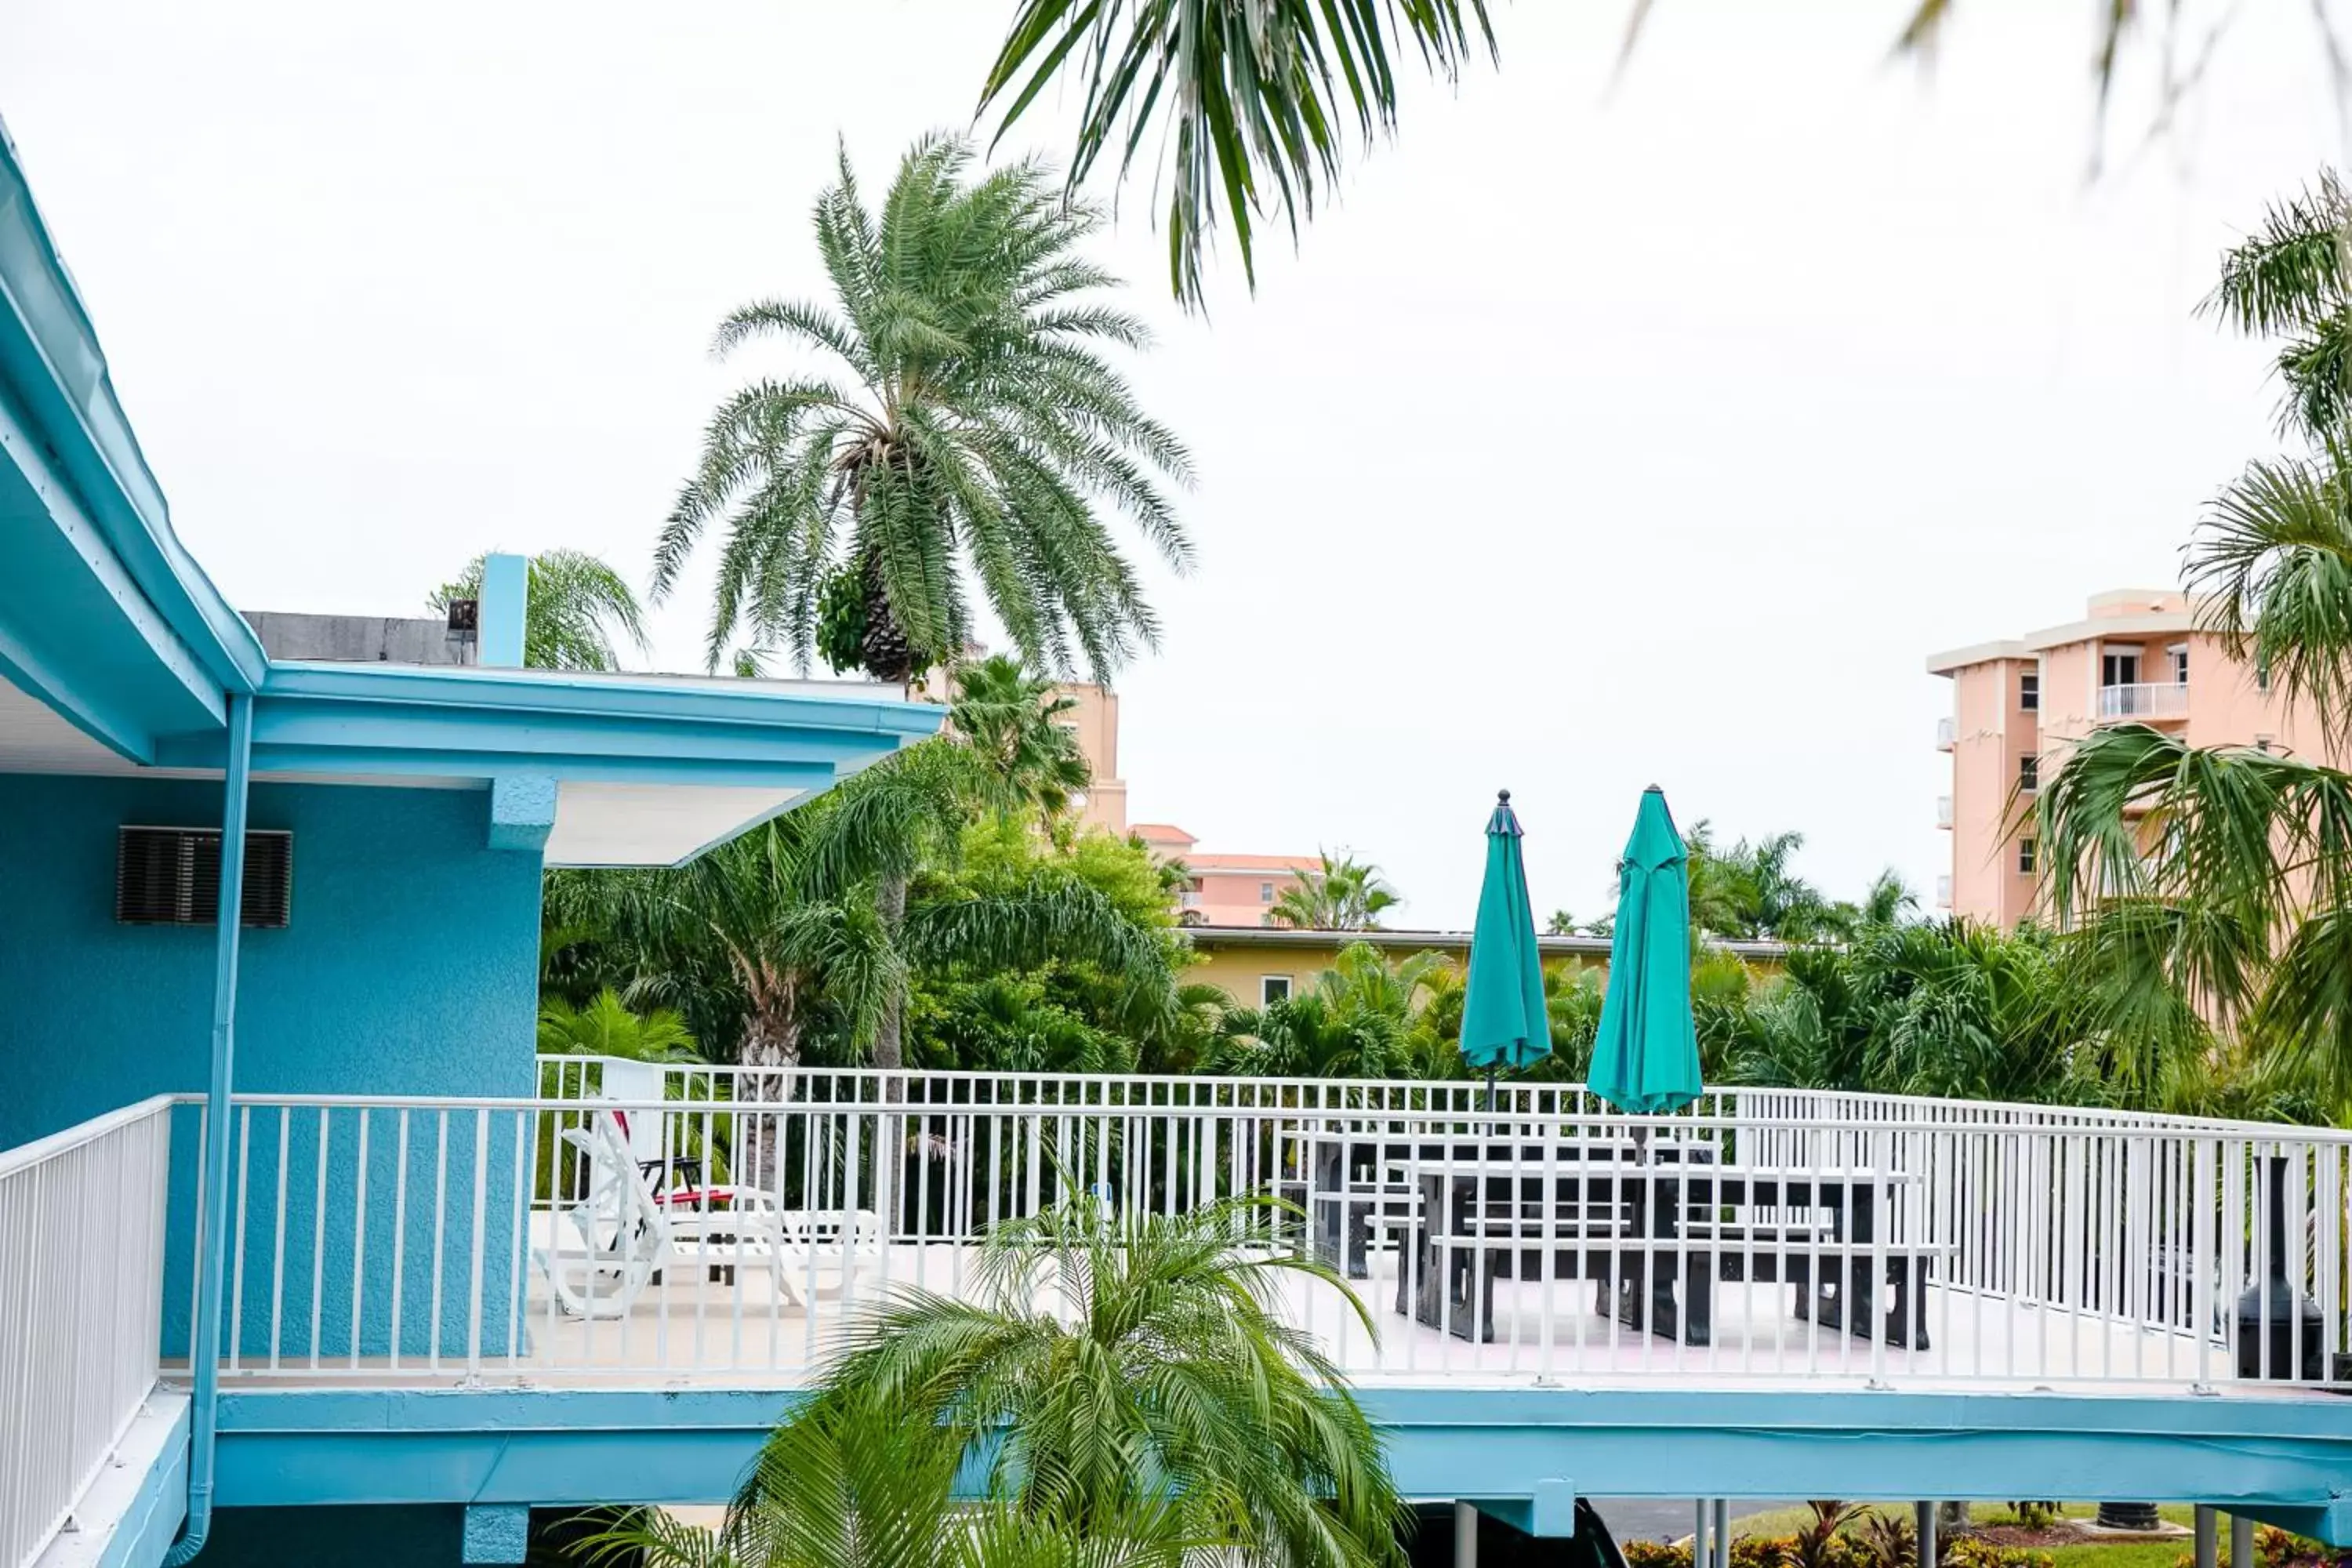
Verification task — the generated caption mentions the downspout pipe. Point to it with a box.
[165,691,254,1566]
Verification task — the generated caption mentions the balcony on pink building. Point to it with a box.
[2097,681,2190,722]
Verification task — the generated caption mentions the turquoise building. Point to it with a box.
[9,110,2352,1568]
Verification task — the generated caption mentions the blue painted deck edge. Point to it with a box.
[209,1384,2352,1540]
[93,1399,190,1568]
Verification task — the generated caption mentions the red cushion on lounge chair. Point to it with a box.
[655,1189,732,1209]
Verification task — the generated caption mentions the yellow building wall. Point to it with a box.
[1185,940,1387,1008]
[1185,937,1782,1009]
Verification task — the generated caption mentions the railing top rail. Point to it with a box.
[534,1055,1635,1097]
[1727,1083,2307,1135]
[216,1090,2352,1145]
[0,1093,179,1178]
[532,1056,2336,1139]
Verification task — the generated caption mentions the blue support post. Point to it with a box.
[488,774,557,853]
[463,1504,532,1564]
[163,691,254,1565]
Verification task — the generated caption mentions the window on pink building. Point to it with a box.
[2020,670,2039,711]
[2018,839,2038,875]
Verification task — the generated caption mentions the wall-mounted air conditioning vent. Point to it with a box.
[114,827,293,927]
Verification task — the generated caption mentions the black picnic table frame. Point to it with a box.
[1395,1155,1931,1351]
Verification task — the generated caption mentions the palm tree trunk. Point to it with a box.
[738,1004,800,1196]
[873,872,908,1071]
[872,871,909,1240]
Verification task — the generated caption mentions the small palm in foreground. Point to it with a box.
[769,1197,1403,1568]
[587,1406,1200,1568]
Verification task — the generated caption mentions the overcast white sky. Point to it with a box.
[2,2,2343,927]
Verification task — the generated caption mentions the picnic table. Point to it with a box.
[1286,1126,1667,1279]
[1388,1148,1936,1349]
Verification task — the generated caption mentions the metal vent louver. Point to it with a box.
[114,827,292,927]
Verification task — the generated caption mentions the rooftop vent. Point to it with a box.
[115,827,292,927]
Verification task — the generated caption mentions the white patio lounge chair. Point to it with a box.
[535,1109,881,1317]
[535,1110,781,1319]
[772,1205,884,1306]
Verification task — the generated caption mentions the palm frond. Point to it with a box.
[2189,446,2352,733]
[978,2,1497,310]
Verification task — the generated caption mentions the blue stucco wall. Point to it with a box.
[0,774,542,1358]
[0,775,539,1136]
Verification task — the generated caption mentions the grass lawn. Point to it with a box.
[1720,1504,2205,1568]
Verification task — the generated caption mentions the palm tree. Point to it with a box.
[1266,852,1401,931]
[979,5,2291,311]
[771,1196,1406,1568]
[1679,821,1747,939]
[545,757,1169,1080]
[546,815,896,1083]
[430,549,647,671]
[652,136,1193,683]
[2037,171,2352,1098]
[535,987,699,1062]
[948,657,1092,826]
[1815,871,1919,942]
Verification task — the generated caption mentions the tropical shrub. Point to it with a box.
[1944,1543,2051,1568]
[1792,1504,1864,1568]
[1624,1541,1693,1568]
[536,988,699,1062]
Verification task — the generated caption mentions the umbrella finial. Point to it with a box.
[1497,789,1511,803]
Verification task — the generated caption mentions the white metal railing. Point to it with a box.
[1936,717,1955,749]
[2099,682,2190,720]
[1,1097,174,1568]
[1936,796,1954,828]
[158,1065,2352,1396]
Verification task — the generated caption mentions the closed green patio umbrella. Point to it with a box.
[1585,786,1703,1117]
[1461,790,1552,1105]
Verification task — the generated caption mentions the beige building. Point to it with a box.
[1927,588,2329,927]
[1054,683,1320,924]
[1054,681,1129,836]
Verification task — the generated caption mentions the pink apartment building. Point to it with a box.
[1054,682,1319,923]
[1928,588,2328,927]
